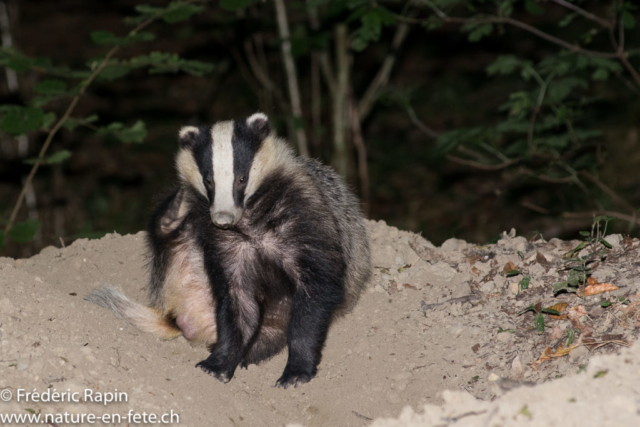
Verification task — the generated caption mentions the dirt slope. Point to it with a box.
[1,220,638,426]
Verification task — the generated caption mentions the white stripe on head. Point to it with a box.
[211,122,241,226]
[176,148,206,197]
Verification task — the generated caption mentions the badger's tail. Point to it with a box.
[85,286,182,340]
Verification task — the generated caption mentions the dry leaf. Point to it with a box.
[504,261,517,275]
[547,302,568,319]
[568,305,588,318]
[579,283,619,297]
[532,344,578,367]
[586,277,598,285]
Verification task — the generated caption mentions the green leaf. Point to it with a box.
[464,23,493,42]
[220,0,254,11]
[506,269,521,277]
[535,313,544,334]
[162,2,205,23]
[600,238,613,249]
[579,231,591,237]
[129,52,215,76]
[34,79,67,95]
[622,11,636,29]
[601,301,612,308]
[42,112,56,129]
[118,120,147,143]
[98,120,147,143]
[519,275,530,290]
[525,0,544,15]
[23,150,72,165]
[0,106,44,135]
[541,308,560,315]
[559,13,577,27]
[8,219,41,243]
[487,55,521,76]
[553,281,578,295]
[97,64,131,81]
[62,114,99,131]
[90,30,155,46]
[91,30,120,45]
[592,68,609,80]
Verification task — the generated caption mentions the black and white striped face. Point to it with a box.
[175,113,271,229]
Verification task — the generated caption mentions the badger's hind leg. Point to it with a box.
[240,298,290,367]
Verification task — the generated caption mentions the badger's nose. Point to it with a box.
[211,211,235,229]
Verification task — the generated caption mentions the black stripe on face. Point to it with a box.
[190,126,214,200]
[232,120,263,208]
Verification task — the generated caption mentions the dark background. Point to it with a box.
[1,0,639,258]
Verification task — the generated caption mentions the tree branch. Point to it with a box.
[418,0,619,59]
[4,2,200,235]
[446,154,519,170]
[242,39,289,112]
[549,0,613,29]
[274,0,309,157]
[350,95,369,214]
[358,15,412,120]
[305,0,336,94]
[563,210,640,226]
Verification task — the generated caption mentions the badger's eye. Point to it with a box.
[239,176,246,183]
[206,176,212,186]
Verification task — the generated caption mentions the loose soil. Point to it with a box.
[1,220,639,426]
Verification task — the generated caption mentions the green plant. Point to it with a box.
[0,1,214,250]
[553,215,613,295]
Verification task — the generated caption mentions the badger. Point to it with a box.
[86,113,371,388]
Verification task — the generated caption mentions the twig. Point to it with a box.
[358,13,412,121]
[446,154,519,170]
[418,0,619,59]
[274,0,309,157]
[229,48,263,100]
[350,96,369,214]
[242,40,289,112]
[549,0,613,29]
[581,171,636,213]
[420,294,482,311]
[528,72,555,154]
[332,24,350,178]
[305,0,335,94]
[405,103,439,139]
[4,1,203,235]
[563,211,640,225]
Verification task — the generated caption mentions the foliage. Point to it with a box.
[0,1,214,250]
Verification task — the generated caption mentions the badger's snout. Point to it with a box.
[211,210,236,229]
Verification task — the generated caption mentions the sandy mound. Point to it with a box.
[1,220,638,426]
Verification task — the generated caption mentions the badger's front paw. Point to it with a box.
[275,365,315,389]
[196,356,236,383]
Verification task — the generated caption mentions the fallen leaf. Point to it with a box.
[586,277,598,285]
[547,302,568,319]
[504,261,517,275]
[568,305,588,318]
[532,344,578,367]
[578,282,619,297]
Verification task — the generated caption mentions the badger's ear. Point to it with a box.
[246,112,270,140]
[178,126,200,148]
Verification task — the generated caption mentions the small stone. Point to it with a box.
[480,281,495,293]
[569,345,588,362]
[604,234,622,248]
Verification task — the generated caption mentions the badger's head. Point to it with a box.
[175,112,271,229]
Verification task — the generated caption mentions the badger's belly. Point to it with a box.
[161,241,217,345]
